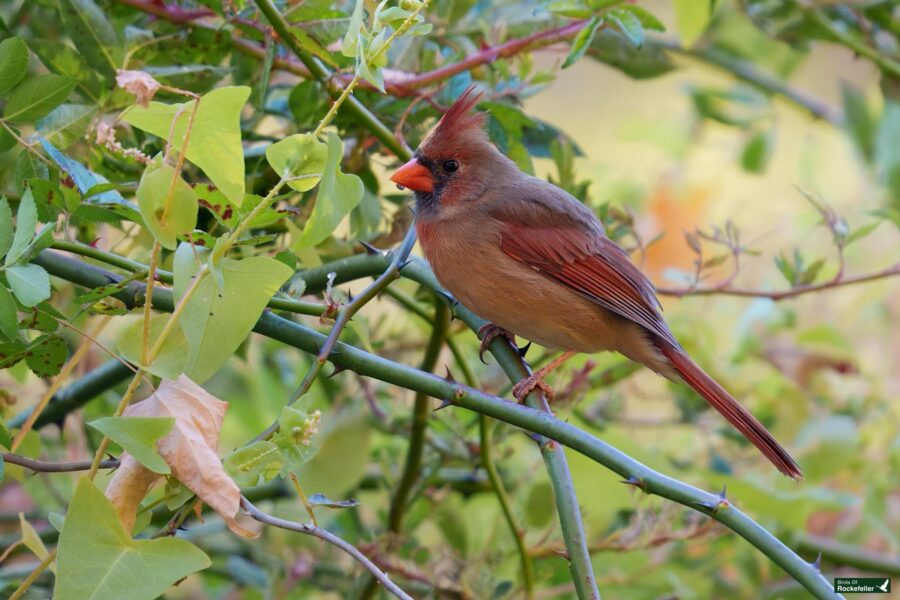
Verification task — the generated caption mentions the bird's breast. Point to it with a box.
[417,216,629,354]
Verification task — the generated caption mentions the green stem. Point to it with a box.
[653,39,840,124]
[254,0,411,159]
[33,252,838,599]
[792,532,900,576]
[387,300,449,532]
[792,0,900,79]
[480,415,536,599]
[49,239,327,316]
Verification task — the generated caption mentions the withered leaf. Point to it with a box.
[105,375,256,537]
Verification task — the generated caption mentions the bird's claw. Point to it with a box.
[478,323,516,364]
[512,373,555,403]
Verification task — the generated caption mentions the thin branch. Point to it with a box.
[656,262,900,300]
[655,39,841,124]
[254,0,411,159]
[240,497,414,600]
[793,533,900,577]
[387,301,449,531]
[33,250,837,598]
[2,453,119,473]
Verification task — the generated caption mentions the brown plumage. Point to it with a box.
[391,87,802,479]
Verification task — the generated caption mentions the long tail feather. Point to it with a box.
[657,342,802,479]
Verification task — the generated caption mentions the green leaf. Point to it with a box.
[135,159,199,250]
[294,133,364,248]
[0,196,12,259]
[265,132,328,192]
[55,478,210,600]
[0,285,17,341]
[307,493,359,509]
[0,422,11,449]
[589,28,675,79]
[845,221,881,245]
[28,39,102,100]
[173,244,293,383]
[619,5,665,32]
[58,0,122,79]
[37,104,95,149]
[342,0,366,59]
[563,17,602,69]
[118,314,189,379]
[224,440,283,486]
[0,37,28,95]
[6,264,51,307]
[841,82,875,163]
[89,416,174,474]
[123,86,251,206]
[608,8,645,48]
[24,334,67,377]
[3,74,76,124]
[20,513,55,573]
[741,129,775,174]
[5,187,37,266]
[674,0,712,46]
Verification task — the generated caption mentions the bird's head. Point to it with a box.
[391,86,510,218]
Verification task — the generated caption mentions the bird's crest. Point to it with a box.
[420,86,488,157]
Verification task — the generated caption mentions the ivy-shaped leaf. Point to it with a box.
[173,244,293,383]
[265,132,328,192]
[55,478,210,600]
[294,133,364,248]
[118,313,189,379]
[135,159,198,250]
[124,86,251,206]
[224,440,283,486]
[90,416,174,474]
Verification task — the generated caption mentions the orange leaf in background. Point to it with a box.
[637,180,710,282]
[105,375,257,538]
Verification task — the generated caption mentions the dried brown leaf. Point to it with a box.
[105,375,257,537]
[116,70,161,108]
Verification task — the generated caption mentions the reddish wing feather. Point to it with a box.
[500,225,679,348]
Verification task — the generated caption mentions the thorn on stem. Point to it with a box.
[518,341,532,358]
[619,475,647,492]
[359,241,381,255]
[443,366,457,383]
[433,398,453,412]
[811,553,823,572]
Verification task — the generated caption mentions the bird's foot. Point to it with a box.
[478,323,516,364]
[512,372,555,403]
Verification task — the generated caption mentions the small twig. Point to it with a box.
[241,497,414,600]
[7,549,56,600]
[2,453,120,473]
[288,472,318,527]
[11,317,110,452]
[656,262,900,300]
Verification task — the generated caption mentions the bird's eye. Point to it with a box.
[442,159,459,173]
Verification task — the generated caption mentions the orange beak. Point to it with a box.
[390,158,433,193]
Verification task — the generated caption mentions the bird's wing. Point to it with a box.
[498,221,679,348]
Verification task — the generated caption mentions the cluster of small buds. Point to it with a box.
[291,409,321,446]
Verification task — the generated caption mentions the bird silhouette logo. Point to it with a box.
[877,579,890,592]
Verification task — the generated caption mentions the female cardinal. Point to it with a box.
[390,87,801,479]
